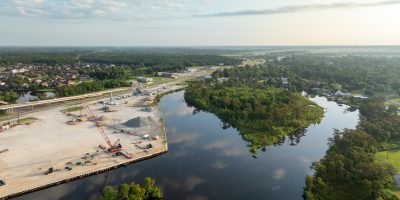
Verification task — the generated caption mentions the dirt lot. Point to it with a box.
[0,85,179,199]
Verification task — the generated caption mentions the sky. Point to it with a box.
[0,0,399,46]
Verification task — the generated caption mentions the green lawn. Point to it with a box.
[351,90,363,96]
[18,117,38,124]
[375,150,400,197]
[376,150,400,171]
[35,88,56,92]
[385,98,400,106]
[61,106,84,113]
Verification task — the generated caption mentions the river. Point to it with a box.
[15,91,359,200]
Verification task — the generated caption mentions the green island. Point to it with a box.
[185,78,324,153]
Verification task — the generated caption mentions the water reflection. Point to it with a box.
[16,91,56,103]
[15,91,359,200]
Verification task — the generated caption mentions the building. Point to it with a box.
[334,90,352,98]
[218,77,229,83]
[281,77,289,84]
[157,72,177,78]
[137,77,153,83]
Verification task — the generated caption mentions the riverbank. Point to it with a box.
[0,85,182,199]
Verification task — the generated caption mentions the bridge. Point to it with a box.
[0,87,133,114]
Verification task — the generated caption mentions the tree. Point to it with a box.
[117,183,130,200]
[100,186,116,200]
[100,177,163,200]
[144,177,163,200]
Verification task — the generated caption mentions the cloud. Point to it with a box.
[161,176,206,192]
[198,0,400,17]
[272,168,286,180]
[184,176,206,191]
[203,140,247,157]
[209,160,229,170]
[168,131,199,145]
[0,0,189,19]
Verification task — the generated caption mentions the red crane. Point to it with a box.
[82,102,122,153]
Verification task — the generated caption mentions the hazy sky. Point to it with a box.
[0,0,399,46]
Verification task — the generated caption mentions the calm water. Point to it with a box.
[15,91,359,200]
[16,91,56,103]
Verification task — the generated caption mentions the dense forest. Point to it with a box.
[0,47,240,67]
[276,55,400,96]
[304,98,400,200]
[185,66,324,152]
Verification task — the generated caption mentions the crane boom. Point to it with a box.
[82,103,115,148]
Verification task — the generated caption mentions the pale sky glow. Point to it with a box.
[0,0,399,46]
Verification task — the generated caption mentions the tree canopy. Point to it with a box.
[100,177,163,200]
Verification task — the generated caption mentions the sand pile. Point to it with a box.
[123,116,156,128]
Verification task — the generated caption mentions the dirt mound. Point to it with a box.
[123,116,156,128]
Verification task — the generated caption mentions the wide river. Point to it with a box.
[16,91,359,200]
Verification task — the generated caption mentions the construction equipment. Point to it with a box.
[82,102,122,154]
[45,167,59,175]
[103,106,117,113]
[0,179,5,186]
[141,107,152,112]
[0,149,8,154]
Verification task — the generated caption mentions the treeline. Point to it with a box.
[89,66,129,80]
[0,91,19,103]
[185,79,324,152]
[56,80,129,97]
[277,55,400,96]
[304,98,400,200]
[0,47,82,65]
[80,53,240,67]
[100,177,162,200]
[0,48,240,67]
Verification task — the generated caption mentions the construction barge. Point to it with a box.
[0,85,177,200]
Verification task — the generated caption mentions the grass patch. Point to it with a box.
[18,117,38,124]
[61,106,84,113]
[351,90,363,96]
[375,150,400,198]
[385,98,400,107]
[389,185,400,198]
[375,150,400,171]
[35,88,56,92]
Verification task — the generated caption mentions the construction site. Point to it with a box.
[0,84,180,199]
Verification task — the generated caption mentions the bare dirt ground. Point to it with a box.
[0,85,181,199]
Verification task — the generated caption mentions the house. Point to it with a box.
[137,77,153,83]
[218,77,229,83]
[334,90,352,98]
[157,72,177,78]
[67,80,78,85]
[353,95,369,101]
[281,77,289,84]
